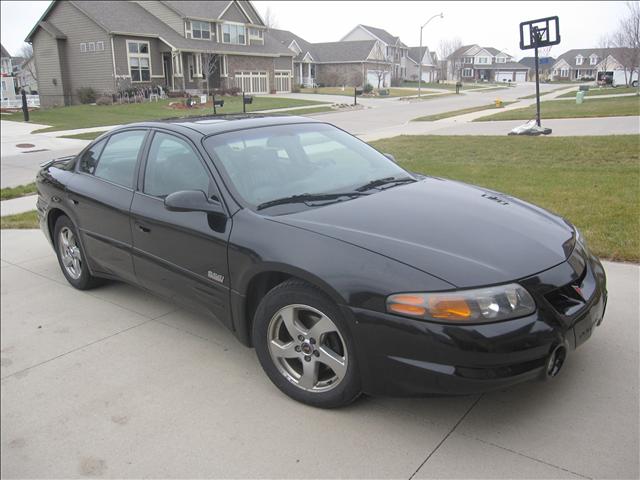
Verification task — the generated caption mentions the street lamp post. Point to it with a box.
[418,13,443,98]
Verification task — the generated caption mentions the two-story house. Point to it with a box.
[406,47,438,82]
[446,45,529,82]
[340,25,409,82]
[269,28,390,88]
[1,43,18,101]
[25,0,295,107]
[549,48,637,82]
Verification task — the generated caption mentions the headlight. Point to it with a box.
[386,283,536,323]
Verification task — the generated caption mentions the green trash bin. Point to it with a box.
[576,91,586,104]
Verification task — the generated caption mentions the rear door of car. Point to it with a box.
[67,129,149,283]
[130,129,232,326]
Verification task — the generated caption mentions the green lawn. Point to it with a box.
[3,97,329,133]
[401,81,485,90]
[413,102,516,121]
[556,86,640,98]
[370,135,640,262]
[1,211,39,229]
[299,86,436,97]
[300,87,358,96]
[1,183,37,200]
[59,131,108,140]
[271,105,335,116]
[475,95,640,121]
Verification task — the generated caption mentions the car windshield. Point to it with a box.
[203,123,412,210]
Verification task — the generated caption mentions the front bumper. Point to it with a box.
[348,245,607,396]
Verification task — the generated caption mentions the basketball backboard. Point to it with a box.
[519,16,560,50]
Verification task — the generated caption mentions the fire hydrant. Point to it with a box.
[495,99,503,108]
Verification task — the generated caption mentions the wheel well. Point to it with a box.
[47,208,67,240]
[244,271,292,344]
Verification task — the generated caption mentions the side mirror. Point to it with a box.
[164,190,225,216]
[384,153,397,163]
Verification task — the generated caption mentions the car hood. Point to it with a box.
[270,178,574,288]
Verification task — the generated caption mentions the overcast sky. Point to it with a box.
[0,1,630,59]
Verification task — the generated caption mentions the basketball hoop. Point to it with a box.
[512,16,561,135]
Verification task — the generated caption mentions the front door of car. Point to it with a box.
[67,129,148,284]
[130,130,232,326]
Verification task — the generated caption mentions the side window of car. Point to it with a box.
[78,138,107,175]
[143,132,211,198]
[93,130,147,188]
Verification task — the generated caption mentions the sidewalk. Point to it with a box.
[359,115,640,141]
[1,195,37,217]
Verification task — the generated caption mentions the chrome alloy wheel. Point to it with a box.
[267,304,348,392]
[58,226,82,280]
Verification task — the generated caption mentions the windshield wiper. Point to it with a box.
[355,176,417,192]
[257,192,368,211]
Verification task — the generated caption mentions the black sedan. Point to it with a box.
[36,115,607,408]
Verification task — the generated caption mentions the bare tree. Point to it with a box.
[613,1,640,88]
[438,37,462,80]
[18,43,37,82]
[263,7,278,30]
[596,34,615,81]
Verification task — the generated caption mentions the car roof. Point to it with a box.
[117,114,323,137]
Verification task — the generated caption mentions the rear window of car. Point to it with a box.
[89,130,147,188]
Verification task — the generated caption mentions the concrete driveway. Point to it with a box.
[1,230,638,479]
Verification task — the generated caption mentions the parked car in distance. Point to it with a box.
[36,115,607,408]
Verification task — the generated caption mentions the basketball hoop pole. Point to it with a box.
[534,45,541,127]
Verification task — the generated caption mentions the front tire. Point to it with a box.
[252,280,361,408]
[53,215,101,290]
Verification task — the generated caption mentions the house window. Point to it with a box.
[463,68,473,77]
[192,20,211,39]
[188,54,203,81]
[127,40,151,82]
[463,57,473,64]
[80,43,87,53]
[590,55,598,65]
[222,23,246,45]
[96,41,104,51]
[249,28,264,43]
[496,57,506,63]
[88,42,96,52]
[560,68,568,77]
[576,55,583,65]
[477,57,489,64]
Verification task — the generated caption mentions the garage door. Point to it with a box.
[366,70,390,88]
[496,71,513,82]
[515,71,527,82]
[274,71,291,93]
[233,71,268,94]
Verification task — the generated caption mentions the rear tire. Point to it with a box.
[53,215,102,290]
[252,279,361,408]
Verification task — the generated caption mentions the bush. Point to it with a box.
[77,87,97,104]
[96,95,113,106]
[291,84,300,93]
[363,83,374,94]
[390,77,401,87]
[166,90,187,98]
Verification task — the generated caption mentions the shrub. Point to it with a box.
[166,90,187,98]
[291,84,300,93]
[96,95,113,106]
[390,77,401,87]
[363,83,373,94]
[77,87,97,104]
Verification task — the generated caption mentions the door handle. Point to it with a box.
[69,197,79,205]
[136,223,151,233]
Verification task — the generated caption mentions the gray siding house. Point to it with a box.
[26,0,295,107]
[269,29,391,88]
